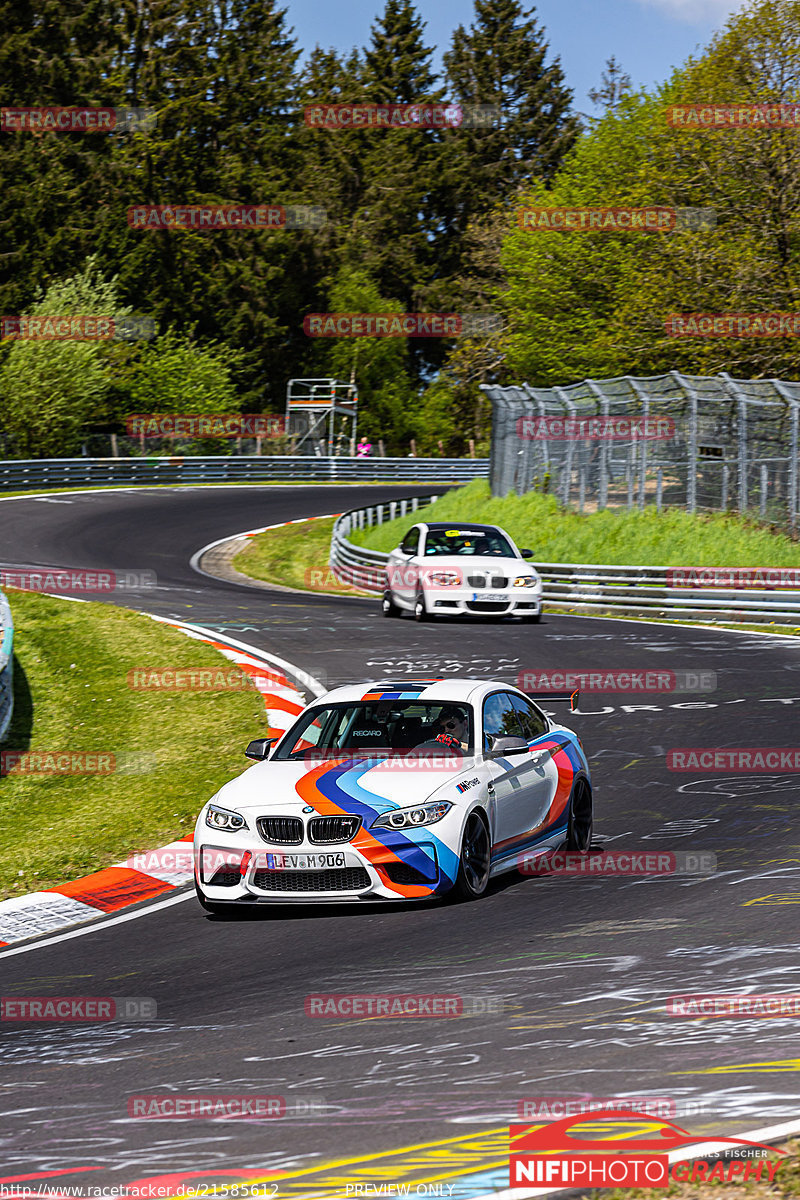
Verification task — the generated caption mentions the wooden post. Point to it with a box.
[378,439,386,457]
[110,433,119,458]
[469,439,475,458]
[410,438,417,457]
[256,436,263,455]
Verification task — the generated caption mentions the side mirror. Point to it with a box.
[520,549,533,559]
[245,737,277,761]
[489,736,530,756]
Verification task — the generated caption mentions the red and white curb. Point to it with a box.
[0,616,322,949]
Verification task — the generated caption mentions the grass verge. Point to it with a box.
[0,591,269,899]
[233,518,367,595]
[351,479,800,566]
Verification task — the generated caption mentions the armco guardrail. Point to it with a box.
[330,498,800,624]
[0,456,488,492]
[330,495,440,589]
[0,590,14,742]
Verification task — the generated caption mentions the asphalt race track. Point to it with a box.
[1,485,800,1194]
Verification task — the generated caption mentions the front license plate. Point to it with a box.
[265,852,347,870]
[482,592,508,602]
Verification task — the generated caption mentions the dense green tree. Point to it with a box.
[501,0,800,384]
[0,260,130,457]
[311,266,416,451]
[436,0,579,276]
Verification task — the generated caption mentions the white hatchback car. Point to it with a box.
[383,522,543,622]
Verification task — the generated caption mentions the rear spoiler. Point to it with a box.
[525,689,580,712]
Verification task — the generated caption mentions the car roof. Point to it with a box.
[308,678,522,706]
[422,522,505,533]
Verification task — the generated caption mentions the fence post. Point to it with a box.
[721,464,729,511]
[578,464,586,513]
[586,380,609,509]
[760,464,768,519]
[671,371,698,514]
[739,398,748,513]
[656,467,663,511]
[626,447,634,511]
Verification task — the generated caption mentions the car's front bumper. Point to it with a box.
[194,820,462,904]
[424,586,542,616]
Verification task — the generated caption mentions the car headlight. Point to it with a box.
[514,574,539,588]
[205,803,248,831]
[372,801,453,830]
[428,571,462,586]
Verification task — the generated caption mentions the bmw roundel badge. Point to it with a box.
[302,806,314,813]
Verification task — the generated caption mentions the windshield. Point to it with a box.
[424,528,514,557]
[275,700,474,760]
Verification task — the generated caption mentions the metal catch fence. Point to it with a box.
[482,373,800,530]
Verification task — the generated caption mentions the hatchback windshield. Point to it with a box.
[275,701,473,760]
[424,528,514,557]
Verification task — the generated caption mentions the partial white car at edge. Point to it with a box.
[383,521,543,622]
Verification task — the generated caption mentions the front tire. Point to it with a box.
[564,778,593,851]
[414,590,429,622]
[452,811,491,900]
[521,612,541,624]
[382,590,400,618]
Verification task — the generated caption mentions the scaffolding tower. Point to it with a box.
[285,378,358,455]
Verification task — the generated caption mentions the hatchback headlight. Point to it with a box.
[372,801,453,830]
[205,803,248,831]
[428,571,462,586]
[514,574,539,588]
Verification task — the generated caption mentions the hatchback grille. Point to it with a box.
[467,574,508,588]
[252,867,371,892]
[309,816,361,844]
[256,816,303,844]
